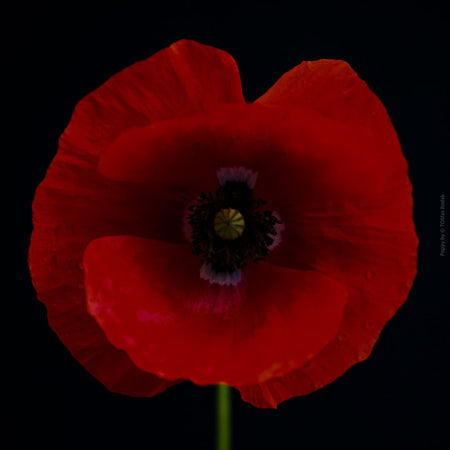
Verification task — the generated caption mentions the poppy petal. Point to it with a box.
[83,236,348,386]
[237,60,418,408]
[257,59,399,145]
[67,39,244,156]
[29,39,244,397]
[98,102,389,213]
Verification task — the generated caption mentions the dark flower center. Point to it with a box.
[186,181,282,275]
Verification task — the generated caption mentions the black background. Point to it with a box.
[8,1,449,449]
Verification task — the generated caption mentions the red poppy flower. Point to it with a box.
[29,39,418,408]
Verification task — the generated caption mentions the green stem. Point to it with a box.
[216,384,232,450]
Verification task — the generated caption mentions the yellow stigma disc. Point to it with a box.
[214,208,245,240]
